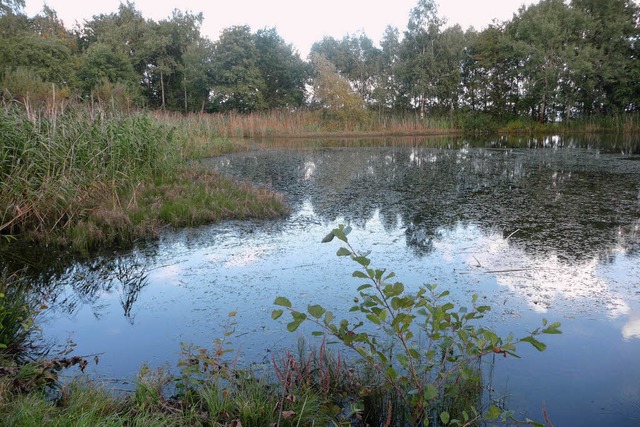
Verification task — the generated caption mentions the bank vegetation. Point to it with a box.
[0,103,289,252]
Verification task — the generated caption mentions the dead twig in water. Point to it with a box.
[506,229,521,240]
[484,268,531,274]
[542,401,555,427]
[458,267,532,275]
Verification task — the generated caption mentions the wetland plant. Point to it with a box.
[0,104,288,251]
[273,225,561,426]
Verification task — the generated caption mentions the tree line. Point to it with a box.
[1,0,638,122]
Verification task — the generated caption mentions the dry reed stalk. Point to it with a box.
[542,401,554,427]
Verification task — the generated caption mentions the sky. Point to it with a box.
[24,0,537,56]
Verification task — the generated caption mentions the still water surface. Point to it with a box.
[8,136,640,426]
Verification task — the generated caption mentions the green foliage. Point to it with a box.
[89,79,140,112]
[135,364,173,411]
[1,0,638,120]
[274,225,561,426]
[0,272,36,358]
[173,312,326,426]
[181,38,215,113]
[77,43,140,98]
[0,32,76,88]
[175,311,238,399]
[457,111,498,133]
[209,25,266,113]
[0,67,65,108]
[310,53,372,129]
[255,27,309,109]
[311,32,382,104]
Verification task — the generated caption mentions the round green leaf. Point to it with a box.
[274,296,291,308]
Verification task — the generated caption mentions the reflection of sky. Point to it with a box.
[437,224,638,330]
[303,161,315,180]
[37,209,640,427]
[46,217,640,370]
[623,316,640,340]
[222,245,273,268]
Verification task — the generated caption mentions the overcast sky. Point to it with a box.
[24,0,536,56]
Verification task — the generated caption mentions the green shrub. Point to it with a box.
[458,111,498,133]
[274,225,561,426]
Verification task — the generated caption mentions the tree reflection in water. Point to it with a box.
[0,248,150,323]
[207,135,640,265]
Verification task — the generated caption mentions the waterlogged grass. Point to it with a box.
[147,169,288,226]
[0,104,288,251]
[64,169,288,253]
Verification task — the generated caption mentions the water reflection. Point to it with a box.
[0,248,149,324]
[206,137,640,265]
[441,224,634,318]
[3,135,637,326]
[623,316,640,340]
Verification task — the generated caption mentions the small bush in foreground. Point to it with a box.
[274,225,561,426]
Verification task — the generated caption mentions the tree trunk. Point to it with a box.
[539,94,546,123]
[183,75,188,113]
[160,69,166,110]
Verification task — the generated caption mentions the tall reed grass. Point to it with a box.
[156,109,460,140]
[556,112,640,133]
[1,103,174,237]
[0,103,288,250]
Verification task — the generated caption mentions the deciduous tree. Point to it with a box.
[255,27,308,109]
[209,25,266,112]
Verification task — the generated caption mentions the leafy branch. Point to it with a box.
[273,225,561,426]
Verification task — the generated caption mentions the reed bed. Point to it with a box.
[156,109,460,140]
[155,109,640,143]
[0,103,288,251]
[1,104,172,238]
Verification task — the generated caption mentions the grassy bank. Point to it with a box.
[157,109,640,139]
[0,368,332,427]
[0,104,288,252]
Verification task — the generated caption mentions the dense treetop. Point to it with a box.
[1,0,638,120]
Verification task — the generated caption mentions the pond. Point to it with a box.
[4,135,640,426]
